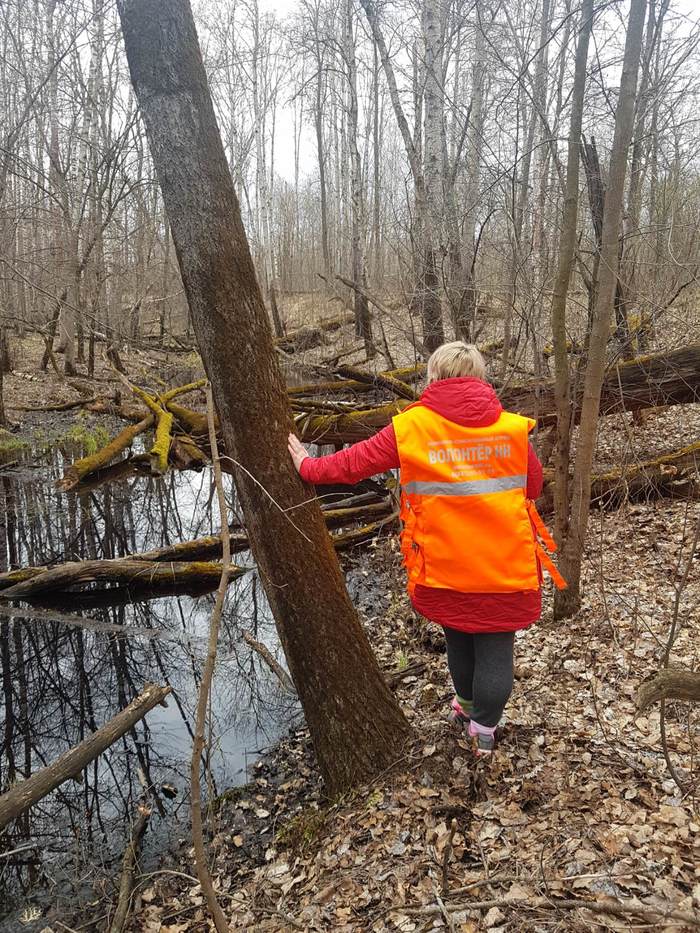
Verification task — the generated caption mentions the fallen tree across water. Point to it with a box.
[53,345,700,490]
[0,500,396,596]
[0,558,247,598]
[0,684,171,831]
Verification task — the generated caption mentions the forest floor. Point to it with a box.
[125,497,699,933]
[1,329,699,932]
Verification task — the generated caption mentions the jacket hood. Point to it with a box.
[419,376,502,427]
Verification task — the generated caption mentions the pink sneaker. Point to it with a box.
[448,697,471,728]
[468,720,497,756]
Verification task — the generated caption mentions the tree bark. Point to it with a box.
[636,669,700,711]
[0,684,171,831]
[555,0,648,618]
[550,0,593,546]
[116,0,412,795]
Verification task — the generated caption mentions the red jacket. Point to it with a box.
[300,377,544,633]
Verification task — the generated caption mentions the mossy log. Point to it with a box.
[0,683,171,831]
[295,345,700,443]
[129,386,173,475]
[165,399,211,437]
[0,559,246,599]
[538,441,700,513]
[636,669,700,710]
[57,416,154,491]
[297,400,410,445]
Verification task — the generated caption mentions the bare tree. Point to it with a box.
[555,0,649,617]
[116,0,412,796]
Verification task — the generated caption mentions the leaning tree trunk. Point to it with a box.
[555,0,648,618]
[116,0,412,795]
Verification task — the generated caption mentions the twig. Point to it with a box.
[242,630,296,694]
[403,895,700,926]
[441,818,458,896]
[189,383,231,933]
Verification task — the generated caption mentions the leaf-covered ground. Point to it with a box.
[128,498,699,933]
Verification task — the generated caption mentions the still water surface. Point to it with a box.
[0,437,298,922]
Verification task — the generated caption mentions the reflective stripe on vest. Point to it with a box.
[393,403,566,595]
[403,474,527,497]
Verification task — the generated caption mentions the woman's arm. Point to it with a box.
[288,424,400,486]
[527,442,544,499]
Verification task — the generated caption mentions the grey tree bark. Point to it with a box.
[555,0,648,618]
[550,0,593,547]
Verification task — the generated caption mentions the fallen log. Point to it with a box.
[57,416,154,491]
[275,313,354,354]
[298,400,409,445]
[335,364,418,401]
[0,684,171,831]
[538,441,700,513]
[332,512,399,551]
[636,669,700,711]
[297,345,700,443]
[0,503,393,592]
[287,364,424,398]
[505,343,700,427]
[0,559,247,598]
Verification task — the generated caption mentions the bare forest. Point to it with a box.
[0,0,699,929]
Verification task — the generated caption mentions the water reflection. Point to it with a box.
[0,443,297,923]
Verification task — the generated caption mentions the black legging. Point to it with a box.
[443,627,515,728]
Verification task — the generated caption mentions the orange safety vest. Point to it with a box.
[392,404,566,596]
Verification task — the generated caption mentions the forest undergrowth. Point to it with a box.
[122,495,699,933]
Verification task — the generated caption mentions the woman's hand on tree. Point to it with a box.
[287,433,309,473]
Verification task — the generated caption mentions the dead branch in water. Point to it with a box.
[0,684,171,831]
[109,805,152,933]
[242,630,296,693]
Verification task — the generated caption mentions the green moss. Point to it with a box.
[210,783,250,814]
[60,422,111,457]
[275,808,327,853]
[0,431,29,456]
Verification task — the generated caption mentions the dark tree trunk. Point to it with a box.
[116,0,412,794]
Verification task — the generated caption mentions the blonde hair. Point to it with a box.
[426,341,487,382]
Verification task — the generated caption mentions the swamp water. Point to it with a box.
[0,432,299,926]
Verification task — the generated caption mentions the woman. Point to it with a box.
[288,341,564,755]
